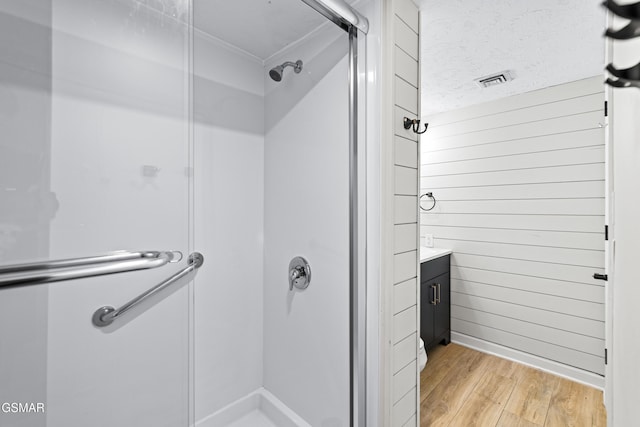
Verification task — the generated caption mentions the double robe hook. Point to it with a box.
[403,117,428,134]
[603,0,640,21]
[603,0,640,89]
[606,62,640,89]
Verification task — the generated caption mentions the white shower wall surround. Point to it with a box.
[0,1,192,426]
[193,30,266,421]
[263,25,350,427]
[0,3,51,424]
[193,7,352,427]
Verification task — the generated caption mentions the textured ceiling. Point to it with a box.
[193,0,357,61]
[418,0,606,116]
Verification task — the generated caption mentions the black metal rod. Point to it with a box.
[605,21,640,40]
[607,62,640,81]
[603,0,640,20]
[606,77,640,89]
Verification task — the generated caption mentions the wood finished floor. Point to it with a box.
[420,343,606,427]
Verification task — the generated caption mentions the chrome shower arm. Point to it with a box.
[281,61,303,72]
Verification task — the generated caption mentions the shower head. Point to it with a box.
[269,67,284,82]
[269,60,303,82]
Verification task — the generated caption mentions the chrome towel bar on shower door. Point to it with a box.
[0,250,181,288]
[92,252,203,327]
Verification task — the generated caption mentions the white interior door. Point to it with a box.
[605,3,640,425]
[0,1,194,426]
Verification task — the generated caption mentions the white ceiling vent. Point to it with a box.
[475,70,514,88]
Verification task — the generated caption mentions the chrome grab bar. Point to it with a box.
[0,250,181,288]
[92,252,203,327]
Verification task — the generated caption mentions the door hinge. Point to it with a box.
[605,225,609,241]
[605,101,608,117]
[593,273,608,281]
[605,348,608,365]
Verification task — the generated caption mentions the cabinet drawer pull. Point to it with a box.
[431,284,437,305]
[436,283,441,303]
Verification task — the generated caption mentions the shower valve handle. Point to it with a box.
[290,267,303,290]
[288,256,311,291]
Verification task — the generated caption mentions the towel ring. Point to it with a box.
[420,192,437,212]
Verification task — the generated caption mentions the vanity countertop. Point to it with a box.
[420,246,452,263]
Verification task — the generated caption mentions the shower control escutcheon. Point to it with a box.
[289,256,311,291]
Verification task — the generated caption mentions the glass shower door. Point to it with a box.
[0,1,193,426]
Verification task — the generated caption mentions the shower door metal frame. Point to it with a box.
[300,1,369,425]
[348,25,365,427]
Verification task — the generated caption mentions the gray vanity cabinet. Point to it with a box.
[420,254,451,351]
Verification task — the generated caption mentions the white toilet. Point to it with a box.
[418,338,428,371]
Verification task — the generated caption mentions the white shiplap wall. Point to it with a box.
[420,77,606,376]
[389,0,421,425]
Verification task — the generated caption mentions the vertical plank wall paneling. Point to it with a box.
[389,0,420,425]
[420,77,606,376]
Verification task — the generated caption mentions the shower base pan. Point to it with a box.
[197,388,310,427]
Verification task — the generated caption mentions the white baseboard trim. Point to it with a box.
[451,332,605,390]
